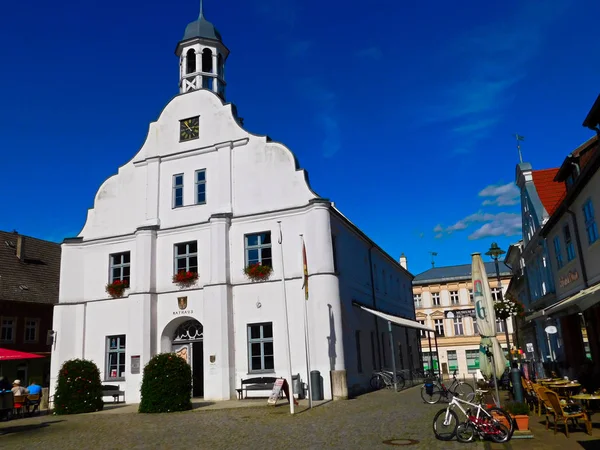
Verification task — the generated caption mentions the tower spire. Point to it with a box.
[199,0,204,18]
[515,133,525,163]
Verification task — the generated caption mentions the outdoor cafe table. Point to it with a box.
[572,394,600,418]
[548,383,582,399]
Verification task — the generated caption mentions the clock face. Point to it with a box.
[180,116,200,141]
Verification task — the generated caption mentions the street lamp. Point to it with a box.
[485,242,512,362]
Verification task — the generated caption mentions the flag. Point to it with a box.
[472,253,507,378]
[515,134,525,141]
[301,238,309,301]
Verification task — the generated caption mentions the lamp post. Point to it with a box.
[485,242,512,362]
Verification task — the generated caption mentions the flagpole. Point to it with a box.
[277,221,295,415]
[300,234,313,409]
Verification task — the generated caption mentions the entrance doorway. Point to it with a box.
[172,319,204,397]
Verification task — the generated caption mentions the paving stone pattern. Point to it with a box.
[1,385,599,449]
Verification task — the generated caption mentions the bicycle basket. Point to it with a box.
[425,382,434,395]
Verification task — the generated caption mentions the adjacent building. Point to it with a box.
[50,9,419,403]
[413,262,513,378]
[0,231,61,385]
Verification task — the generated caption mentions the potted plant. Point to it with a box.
[105,279,129,298]
[243,263,273,282]
[172,271,199,289]
[504,401,529,430]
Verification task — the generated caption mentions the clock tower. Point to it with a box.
[175,3,229,99]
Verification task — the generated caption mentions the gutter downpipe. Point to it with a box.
[368,246,382,369]
[567,209,588,288]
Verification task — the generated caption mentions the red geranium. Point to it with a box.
[243,263,273,282]
[172,271,199,289]
[105,279,129,298]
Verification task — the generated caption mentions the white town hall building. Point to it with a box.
[50,8,421,403]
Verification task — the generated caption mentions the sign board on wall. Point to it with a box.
[131,355,141,374]
[444,309,476,319]
[559,270,579,288]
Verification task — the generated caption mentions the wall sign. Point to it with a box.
[131,355,141,374]
[173,296,194,315]
[444,309,476,319]
[559,270,579,288]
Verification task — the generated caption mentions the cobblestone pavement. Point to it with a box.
[1,385,599,449]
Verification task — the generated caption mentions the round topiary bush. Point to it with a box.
[139,353,192,413]
[54,359,104,415]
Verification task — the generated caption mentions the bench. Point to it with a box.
[236,377,280,400]
[101,384,125,403]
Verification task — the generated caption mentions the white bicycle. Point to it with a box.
[432,389,514,443]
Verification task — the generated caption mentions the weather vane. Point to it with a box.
[514,134,525,163]
[429,251,438,268]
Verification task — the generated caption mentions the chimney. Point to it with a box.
[399,253,407,270]
[16,235,26,261]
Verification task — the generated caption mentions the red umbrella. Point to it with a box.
[0,348,45,361]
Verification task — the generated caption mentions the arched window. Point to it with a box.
[186,49,196,74]
[202,48,213,73]
[217,54,224,78]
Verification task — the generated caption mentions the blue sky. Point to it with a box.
[1,0,598,275]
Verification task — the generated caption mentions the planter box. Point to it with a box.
[513,414,529,431]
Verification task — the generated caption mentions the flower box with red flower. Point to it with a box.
[172,271,199,289]
[244,263,273,282]
[105,280,129,298]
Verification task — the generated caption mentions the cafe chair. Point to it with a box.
[545,390,592,438]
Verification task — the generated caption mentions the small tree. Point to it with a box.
[54,359,103,415]
[139,353,192,413]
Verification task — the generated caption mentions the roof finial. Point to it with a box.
[199,0,204,18]
[515,133,525,163]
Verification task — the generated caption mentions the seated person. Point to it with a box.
[11,380,28,396]
[27,380,42,396]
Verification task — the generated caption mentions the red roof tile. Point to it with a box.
[532,168,565,216]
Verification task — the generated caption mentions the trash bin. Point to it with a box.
[310,370,323,401]
[292,374,304,399]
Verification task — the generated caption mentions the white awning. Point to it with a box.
[353,303,435,333]
[546,283,600,315]
[525,283,600,321]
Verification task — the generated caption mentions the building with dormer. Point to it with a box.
[50,8,419,403]
[413,262,513,378]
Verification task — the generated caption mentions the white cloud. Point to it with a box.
[433,224,443,233]
[479,182,520,206]
[468,213,522,240]
[436,211,521,240]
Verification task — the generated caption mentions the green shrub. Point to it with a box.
[54,359,104,415]
[504,401,529,415]
[139,353,192,413]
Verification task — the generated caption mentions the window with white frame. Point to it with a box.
[564,224,576,261]
[248,323,274,372]
[490,287,502,301]
[553,236,564,269]
[431,292,440,306]
[109,251,131,284]
[173,173,184,208]
[434,319,444,336]
[450,290,459,305]
[447,350,458,371]
[0,317,15,343]
[24,318,39,343]
[245,232,272,267]
[106,335,126,380]
[583,199,599,245]
[469,289,474,303]
[174,241,198,274]
[418,320,427,337]
[195,169,206,204]
[496,320,505,333]
[453,317,464,335]
[414,293,422,307]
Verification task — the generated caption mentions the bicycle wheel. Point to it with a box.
[454,382,474,398]
[432,408,459,441]
[486,407,514,442]
[394,375,406,391]
[421,387,442,404]
[456,422,477,443]
[370,375,384,390]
